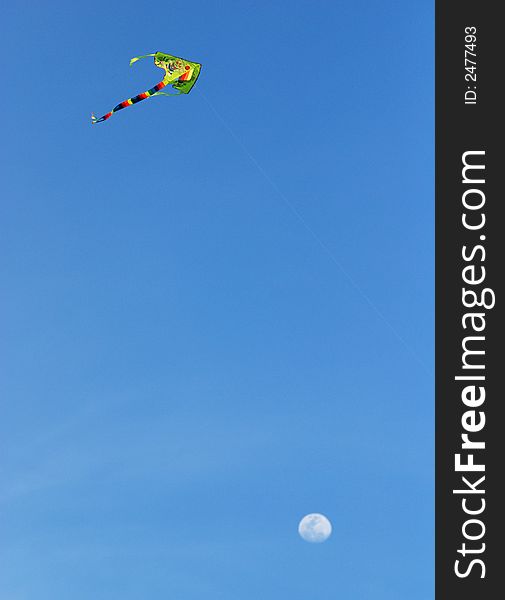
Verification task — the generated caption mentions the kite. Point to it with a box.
[91,51,202,124]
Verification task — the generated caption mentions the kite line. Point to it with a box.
[202,93,430,375]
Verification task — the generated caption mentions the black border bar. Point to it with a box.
[436,2,503,597]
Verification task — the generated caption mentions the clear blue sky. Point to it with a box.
[0,1,433,598]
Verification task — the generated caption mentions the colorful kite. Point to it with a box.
[91,52,202,124]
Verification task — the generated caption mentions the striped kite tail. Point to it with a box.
[91,79,168,125]
[91,111,112,124]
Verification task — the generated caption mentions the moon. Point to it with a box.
[298,513,332,543]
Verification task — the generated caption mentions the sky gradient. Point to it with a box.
[1,1,433,598]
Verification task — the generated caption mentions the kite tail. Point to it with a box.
[91,79,168,124]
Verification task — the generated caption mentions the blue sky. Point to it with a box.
[0,1,433,598]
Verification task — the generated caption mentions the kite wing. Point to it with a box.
[91,51,202,124]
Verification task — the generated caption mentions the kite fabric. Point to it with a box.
[91,51,202,124]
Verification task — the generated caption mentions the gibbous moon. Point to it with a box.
[298,513,332,543]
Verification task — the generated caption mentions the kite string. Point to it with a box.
[202,92,431,375]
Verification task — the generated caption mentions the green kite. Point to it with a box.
[91,52,202,124]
